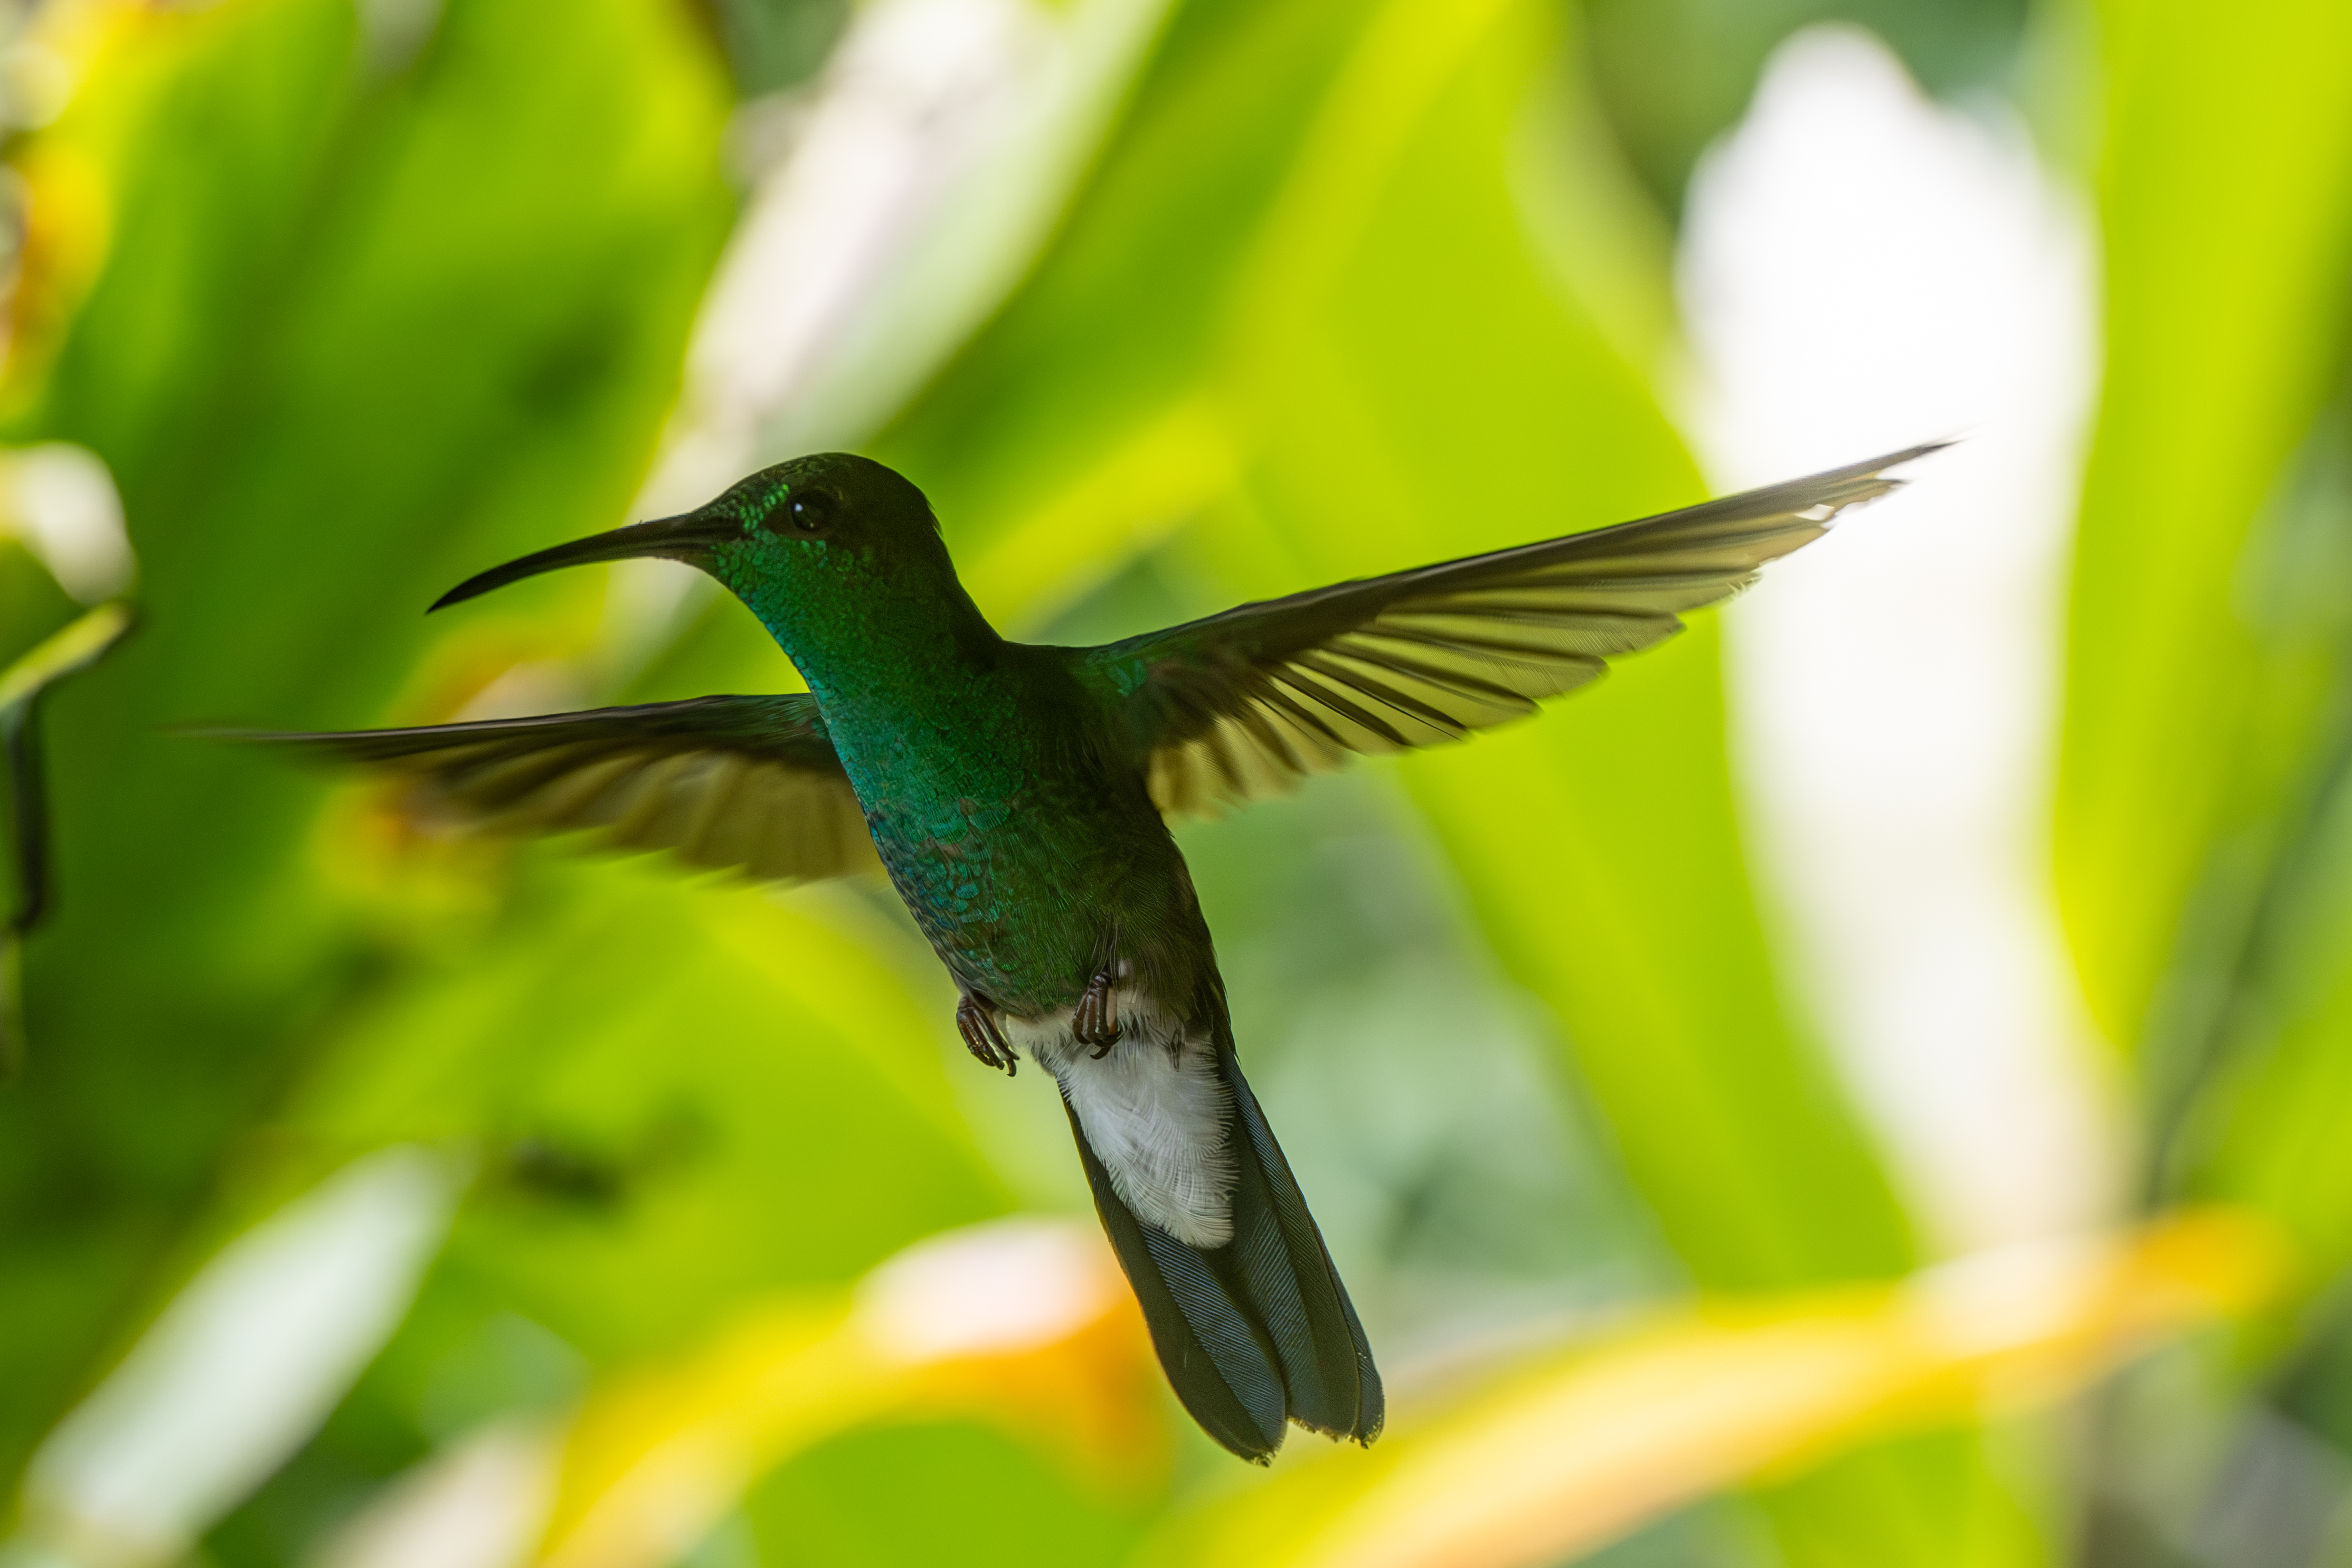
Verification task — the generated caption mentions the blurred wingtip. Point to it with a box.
[1807,438,1956,521]
[164,721,290,745]
[163,724,363,772]
[1843,437,1956,483]
[1890,434,1957,466]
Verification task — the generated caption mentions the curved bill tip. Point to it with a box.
[428,513,738,613]
[428,573,508,613]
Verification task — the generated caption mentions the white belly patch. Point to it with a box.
[1007,997,1236,1249]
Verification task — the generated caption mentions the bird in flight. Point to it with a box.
[243,442,1936,1461]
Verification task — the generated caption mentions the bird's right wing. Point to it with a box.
[1080,445,1940,816]
[231,693,879,884]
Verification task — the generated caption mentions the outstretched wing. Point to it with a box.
[235,693,878,883]
[1082,445,1940,815]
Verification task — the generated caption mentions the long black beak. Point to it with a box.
[430,511,742,612]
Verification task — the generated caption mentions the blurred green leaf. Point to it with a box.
[0,0,734,1485]
[742,1421,1148,1568]
[1576,0,2029,212]
[2056,0,2352,1062]
[696,0,847,97]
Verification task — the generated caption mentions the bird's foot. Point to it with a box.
[957,994,1017,1076]
[1074,969,1122,1058]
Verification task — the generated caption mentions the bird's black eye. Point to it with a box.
[786,489,837,534]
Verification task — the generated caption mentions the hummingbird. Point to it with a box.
[245,442,1935,1460]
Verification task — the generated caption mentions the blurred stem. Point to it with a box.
[0,598,131,1079]
[0,694,39,1080]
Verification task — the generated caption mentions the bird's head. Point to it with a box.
[432,454,968,645]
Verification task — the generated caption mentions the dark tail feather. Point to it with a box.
[1065,1110,1288,1458]
[1221,1049,1382,1442]
[1059,1022,1383,1461]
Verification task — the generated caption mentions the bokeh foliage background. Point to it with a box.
[0,0,2347,1565]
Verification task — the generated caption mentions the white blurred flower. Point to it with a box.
[4,443,131,603]
[1681,25,2122,1251]
[854,1215,1118,1363]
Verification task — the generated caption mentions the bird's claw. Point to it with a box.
[957,994,1016,1076]
[1074,969,1121,1058]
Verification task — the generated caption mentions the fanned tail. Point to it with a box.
[1059,1008,1382,1461]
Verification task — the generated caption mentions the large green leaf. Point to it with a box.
[2056,0,2352,1059]
[0,0,734,1482]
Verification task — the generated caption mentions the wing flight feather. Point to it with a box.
[232,693,877,883]
[1085,444,1941,815]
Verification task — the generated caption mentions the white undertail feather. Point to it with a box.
[1008,996,1236,1249]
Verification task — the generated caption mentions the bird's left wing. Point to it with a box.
[233,693,879,883]
[1081,445,1939,816]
